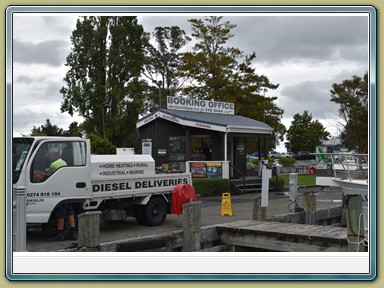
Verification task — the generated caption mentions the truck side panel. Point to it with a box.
[85,173,192,209]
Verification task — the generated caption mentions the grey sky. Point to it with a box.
[11,12,370,148]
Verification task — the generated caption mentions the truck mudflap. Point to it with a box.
[134,194,169,206]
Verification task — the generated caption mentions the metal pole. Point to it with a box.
[263,88,267,122]
[261,161,271,208]
[13,186,27,251]
[101,106,105,138]
[289,173,298,212]
[159,87,161,109]
[224,132,228,162]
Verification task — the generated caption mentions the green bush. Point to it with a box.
[251,158,259,166]
[278,157,296,166]
[250,157,293,167]
[269,176,285,192]
[279,175,316,187]
[87,134,116,154]
[251,157,272,166]
[192,178,231,197]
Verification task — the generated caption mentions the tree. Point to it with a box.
[64,121,83,137]
[87,133,116,154]
[330,72,368,153]
[179,16,240,100]
[60,16,147,148]
[30,119,84,137]
[31,119,64,136]
[286,111,330,154]
[143,26,191,110]
[179,16,283,147]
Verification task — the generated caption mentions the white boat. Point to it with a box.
[331,178,368,198]
[316,153,368,229]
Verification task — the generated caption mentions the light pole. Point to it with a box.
[157,80,162,109]
[287,132,292,167]
[101,106,104,138]
[172,80,178,97]
[263,88,267,122]
[287,132,292,153]
[159,87,161,109]
[101,104,107,138]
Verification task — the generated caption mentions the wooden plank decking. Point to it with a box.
[216,220,351,252]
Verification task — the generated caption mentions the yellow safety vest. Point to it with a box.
[45,158,67,175]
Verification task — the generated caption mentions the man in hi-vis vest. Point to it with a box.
[45,148,78,242]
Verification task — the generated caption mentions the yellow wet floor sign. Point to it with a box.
[221,192,233,216]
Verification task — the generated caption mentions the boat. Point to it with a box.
[316,153,368,229]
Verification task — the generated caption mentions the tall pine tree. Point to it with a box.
[179,16,284,147]
[60,16,147,148]
[143,26,191,110]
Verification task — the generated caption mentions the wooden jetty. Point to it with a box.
[58,192,367,253]
[216,220,349,252]
[63,217,353,253]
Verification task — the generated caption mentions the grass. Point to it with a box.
[278,175,316,188]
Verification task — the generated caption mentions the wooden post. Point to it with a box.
[77,211,102,251]
[252,196,266,221]
[346,195,366,252]
[304,191,316,225]
[182,201,202,252]
[341,194,347,227]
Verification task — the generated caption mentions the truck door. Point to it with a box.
[25,139,91,224]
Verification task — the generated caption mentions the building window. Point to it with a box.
[168,136,186,161]
[191,135,211,161]
[30,141,86,183]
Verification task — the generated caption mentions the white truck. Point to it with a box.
[12,136,192,237]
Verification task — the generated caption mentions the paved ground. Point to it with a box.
[25,187,343,252]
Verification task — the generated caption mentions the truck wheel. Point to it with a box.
[143,197,167,226]
[134,205,148,225]
[42,216,59,238]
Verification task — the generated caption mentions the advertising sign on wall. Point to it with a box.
[191,162,207,178]
[167,96,235,115]
[207,162,222,178]
[142,139,152,155]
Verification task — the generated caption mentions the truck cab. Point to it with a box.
[13,137,92,235]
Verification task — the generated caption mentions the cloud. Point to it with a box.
[13,39,69,67]
[230,16,368,65]
[12,106,82,137]
[279,80,337,119]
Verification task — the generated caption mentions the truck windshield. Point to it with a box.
[13,137,34,183]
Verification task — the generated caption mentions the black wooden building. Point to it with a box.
[136,108,274,179]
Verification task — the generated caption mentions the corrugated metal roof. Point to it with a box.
[137,109,274,135]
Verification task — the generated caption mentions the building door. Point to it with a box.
[191,135,211,161]
[233,137,246,178]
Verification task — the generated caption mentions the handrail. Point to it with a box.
[317,152,368,181]
[228,162,246,194]
[261,160,278,176]
[261,161,270,169]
